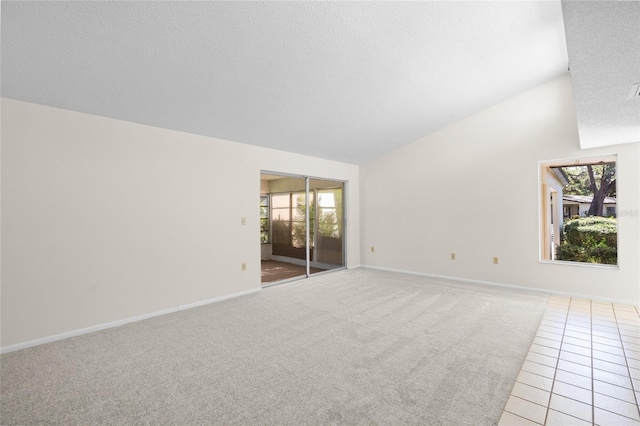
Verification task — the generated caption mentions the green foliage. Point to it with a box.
[260,217,269,243]
[292,193,313,248]
[561,166,592,196]
[560,163,616,198]
[555,216,617,265]
[317,189,342,238]
[260,202,269,243]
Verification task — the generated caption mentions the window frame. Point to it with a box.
[538,154,619,269]
[260,194,270,244]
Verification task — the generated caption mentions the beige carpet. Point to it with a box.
[1,268,549,425]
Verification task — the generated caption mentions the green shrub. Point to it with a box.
[555,216,617,265]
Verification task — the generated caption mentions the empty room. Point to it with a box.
[1,1,639,425]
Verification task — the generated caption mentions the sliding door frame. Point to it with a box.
[260,170,348,283]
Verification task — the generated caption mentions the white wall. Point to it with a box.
[1,98,360,349]
[260,244,272,261]
[360,74,640,304]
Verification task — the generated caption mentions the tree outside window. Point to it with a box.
[540,156,617,265]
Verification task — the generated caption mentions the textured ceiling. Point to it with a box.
[562,1,640,149]
[2,1,569,164]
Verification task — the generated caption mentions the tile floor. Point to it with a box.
[499,296,640,425]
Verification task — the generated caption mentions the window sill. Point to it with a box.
[539,259,620,270]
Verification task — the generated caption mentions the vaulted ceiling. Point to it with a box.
[2,1,636,164]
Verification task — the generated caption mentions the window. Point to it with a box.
[316,188,342,239]
[260,195,269,244]
[271,192,314,249]
[540,155,617,266]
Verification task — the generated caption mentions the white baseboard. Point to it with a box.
[1,287,262,354]
[177,287,261,310]
[361,265,639,307]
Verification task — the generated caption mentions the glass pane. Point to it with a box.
[261,174,308,285]
[271,193,290,209]
[308,183,345,271]
[271,208,290,222]
[291,222,307,248]
[292,206,306,221]
[318,192,336,208]
[272,221,290,244]
[540,157,617,265]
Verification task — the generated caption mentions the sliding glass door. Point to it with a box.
[260,173,345,285]
[309,180,344,274]
[271,191,310,261]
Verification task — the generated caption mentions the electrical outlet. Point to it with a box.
[493,257,499,264]
[371,246,375,253]
[241,262,247,271]
[241,217,246,225]
[450,253,456,260]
